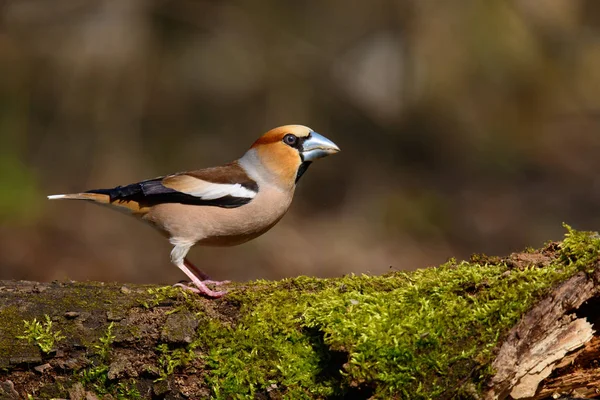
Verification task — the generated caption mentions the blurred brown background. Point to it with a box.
[2,0,600,285]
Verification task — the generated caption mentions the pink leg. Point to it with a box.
[174,262,227,298]
[184,258,211,280]
[184,258,230,286]
[170,241,229,298]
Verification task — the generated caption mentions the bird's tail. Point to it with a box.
[47,192,110,204]
[47,190,148,215]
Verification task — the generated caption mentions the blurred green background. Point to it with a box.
[2,0,600,284]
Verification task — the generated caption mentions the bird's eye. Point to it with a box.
[283,134,298,146]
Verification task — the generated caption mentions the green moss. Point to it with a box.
[140,286,186,309]
[79,323,139,398]
[0,306,24,365]
[559,223,600,272]
[0,282,160,397]
[141,285,208,316]
[95,322,115,362]
[3,227,600,399]
[0,282,158,359]
[115,380,142,399]
[80,365,110,394]
[79,365,141,400]
[155,343,196,382]
[189,226,600,399]
[17,315,65,354]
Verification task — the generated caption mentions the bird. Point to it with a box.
[47,125,340,298]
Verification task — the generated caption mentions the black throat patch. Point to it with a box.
[295,161,312,183]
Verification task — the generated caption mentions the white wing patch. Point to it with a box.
[185,181,257,200]
[161,173,258,201]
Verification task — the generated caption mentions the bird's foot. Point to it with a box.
[173,281,227,298]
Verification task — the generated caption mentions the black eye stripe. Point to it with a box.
[282,133,310,151]
[298,135,308,150]
[283,133,309,150]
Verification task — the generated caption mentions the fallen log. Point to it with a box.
[1,225,599,399]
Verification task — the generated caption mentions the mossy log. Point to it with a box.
[1,227,600,399]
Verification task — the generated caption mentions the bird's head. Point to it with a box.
[246,125,340,187]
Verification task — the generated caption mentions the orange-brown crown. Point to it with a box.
[250,125,313,148]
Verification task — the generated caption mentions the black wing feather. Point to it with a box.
[86,177,252,208]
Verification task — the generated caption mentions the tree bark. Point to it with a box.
[1,235,600,399]
[485,267,600,399]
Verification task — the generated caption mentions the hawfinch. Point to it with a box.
[48,125,340,298]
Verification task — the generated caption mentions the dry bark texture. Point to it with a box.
[486,268,600,399]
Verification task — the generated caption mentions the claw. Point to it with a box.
[173,282,227,298]
[174,256,228,298]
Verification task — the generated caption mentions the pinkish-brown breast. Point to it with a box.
[142,183,295,247]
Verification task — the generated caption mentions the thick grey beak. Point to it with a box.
[301,132,340,162]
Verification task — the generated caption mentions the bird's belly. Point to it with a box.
[195,206,286,246]
[143,188,292,246]
[197,225,273,247]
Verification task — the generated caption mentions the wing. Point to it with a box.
[86,162,258,209]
